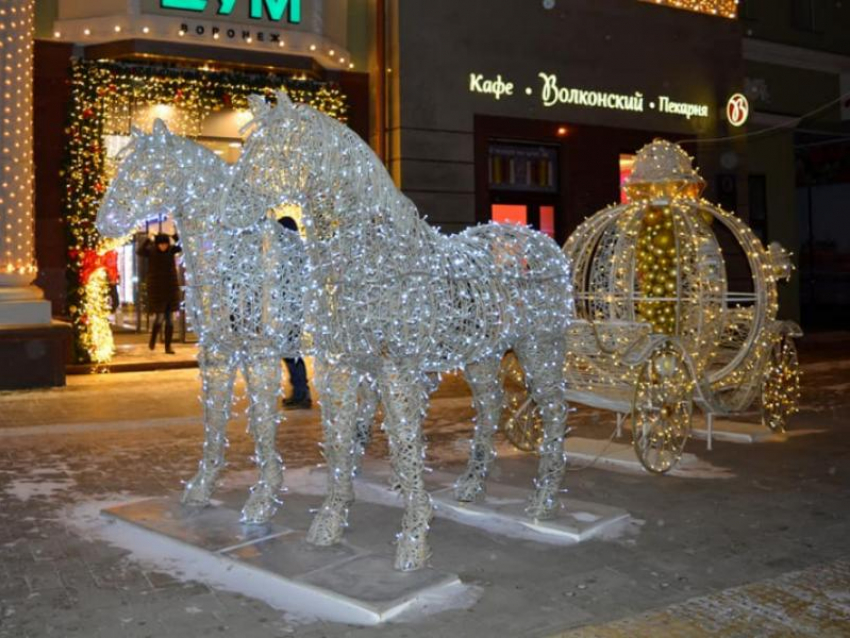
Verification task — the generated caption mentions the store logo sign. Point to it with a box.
[727,93,749,127]
[160,0,302,23]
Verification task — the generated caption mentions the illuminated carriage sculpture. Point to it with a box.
[503,140,801,474]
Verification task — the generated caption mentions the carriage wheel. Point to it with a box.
[632,343,694,475]
[761,335,801,433]
[499,352,543,453]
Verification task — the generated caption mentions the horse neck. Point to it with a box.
[163,151,225,289]
[302,116,435,255]
[166,147,228,234]
[170,198,230,291]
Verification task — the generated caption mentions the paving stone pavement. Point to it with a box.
[0,352,848,637]
[556,558,850,637]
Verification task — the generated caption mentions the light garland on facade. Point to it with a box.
[0,0,37,282]
[63,60,348,363]
[639,0,738,18]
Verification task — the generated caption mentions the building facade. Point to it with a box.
[384,0,746,241]
[31,0,372,365]
[23,0,842,382]
[740,0,850,328]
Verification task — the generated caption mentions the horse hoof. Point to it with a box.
[240,491,278,525]
[181,472,217,507]
[306,504,347,546]
[453,474,485,503]
[525,490,560,521]
[394,537,430,572]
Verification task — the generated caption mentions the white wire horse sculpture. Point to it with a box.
[96,118,305,524]
[222,92,575,570]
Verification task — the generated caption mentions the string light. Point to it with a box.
[639,0,738,18]
[224,92,575,571]
[560,140,800,473]
[97,117,314,522]
[62,60,348,363]
[0,0,37,282]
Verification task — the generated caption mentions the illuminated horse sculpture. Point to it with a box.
[96,118,305,524]
[223,92,575,570]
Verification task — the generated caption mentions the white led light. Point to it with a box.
[221,91,576,571]
[97,116,309,524]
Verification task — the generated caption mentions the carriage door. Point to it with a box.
[488,142,559,240]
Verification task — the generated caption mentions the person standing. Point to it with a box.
[137,233,182,354]
[278,216,311,409]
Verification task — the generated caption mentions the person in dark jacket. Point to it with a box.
[137,233,182,354]
[278,216,311,409]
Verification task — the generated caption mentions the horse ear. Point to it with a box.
[274,90,294,111]
[153,118,170,137]
[247,94,270,118]
[130,125,144,138]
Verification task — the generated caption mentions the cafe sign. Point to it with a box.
[469,71,713,122]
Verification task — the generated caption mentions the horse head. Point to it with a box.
[219,91,318,232]
[96,119,224,238]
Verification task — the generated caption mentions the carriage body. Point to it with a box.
[502,140,802,474]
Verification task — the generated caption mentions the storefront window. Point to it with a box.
[489,143,558,193]
[620,154,636,204]
[540,206,556,239]
[491,204,528,226]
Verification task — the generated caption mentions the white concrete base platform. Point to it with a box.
[292,464,631,546]
[101,496,460,625]
[558,438,736,479]
[691,417,787,444]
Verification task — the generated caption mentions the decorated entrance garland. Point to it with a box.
[62,59,348,362]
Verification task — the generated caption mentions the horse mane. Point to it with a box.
[253,95,434,241]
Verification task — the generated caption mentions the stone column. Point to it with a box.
[0,0,49,325]
[0,0,67,390]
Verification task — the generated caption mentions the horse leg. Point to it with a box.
[454,355,504,502]
[352,374,380,475]
[514,335,570,520]
[307,361,360,545]
[379,363,432,571]
[182,349,236,506]
[240,355,284,524]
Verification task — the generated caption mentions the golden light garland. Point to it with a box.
[635,203,679,334]
[551,140,801,472]
[639,0,738,19]
[81,268,115,363]
[0,0,37,281]
[63,60,348,363]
